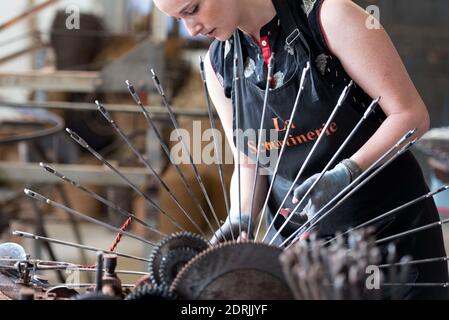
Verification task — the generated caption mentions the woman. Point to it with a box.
[153,0,449,299]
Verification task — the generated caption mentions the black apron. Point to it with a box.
[229,0,448,299]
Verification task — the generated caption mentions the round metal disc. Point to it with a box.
[171,241,294,300]
[148,231,209,285]
[0,243,27,260]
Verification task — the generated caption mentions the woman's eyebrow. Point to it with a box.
[178,0,194,15]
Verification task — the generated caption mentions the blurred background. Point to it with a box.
[0,0,448,286]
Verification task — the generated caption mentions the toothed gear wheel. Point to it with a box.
[159,247,198,287]
[171,241,294,300]
[148,231,209,285]
[125,283,177,300]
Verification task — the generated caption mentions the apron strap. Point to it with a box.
[272,0,320,102]
[271,0,312,57]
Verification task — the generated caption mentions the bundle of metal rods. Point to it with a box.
[280,228,413,300]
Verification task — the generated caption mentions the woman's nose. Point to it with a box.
[183,19,203,37]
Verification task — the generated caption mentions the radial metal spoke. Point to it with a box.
[23,189,156,247]
[12,231,150,263]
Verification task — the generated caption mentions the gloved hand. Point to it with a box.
[210,213,255,245]
[291,159,363,222]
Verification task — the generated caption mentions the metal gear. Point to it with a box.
[45,286,79,299]
[73,292,121,300]
[125,283,177,301]
[158,247,198,287]
[171,241,294,300]
[148,231,209,285]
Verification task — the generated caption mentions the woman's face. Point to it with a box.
[153,0,239,41]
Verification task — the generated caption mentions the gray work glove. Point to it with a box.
[210,214,255,245]
[291,159,363,223]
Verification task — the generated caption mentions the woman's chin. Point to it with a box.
[216,32,233,41]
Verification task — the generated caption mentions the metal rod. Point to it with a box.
[199,56,233,239]
[39,162,166,237]
[379,256,449,268]
[12,231,150,263]
[232,52,243,235]
[383,283,449,288]
[29,196,65,282]
[262,95,378,242]
[254,64,311,240]
[321,185,449,247]
[150,69,226,241]
[0,264,71,271]
[281,129,417,247]
[0,260,149,276]
[75,268,149,276]
[126,80,219,241]
[247,53,275,237]
[54,184,91,282]
[14,266,149,276]
[95,251,103,293]
[22,189,156,247]
[267,82,354,245]
[0,257,74,266]
[65,128,184,232]
[96,101,208,238]
[376,217,449,245]
[2,100,214,118]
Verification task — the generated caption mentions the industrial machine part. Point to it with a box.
[101,254,122,297]
[148,231,209,286]
[125,283,177,300]
[171,241,294,300]
[280,228,419,300]
[0,243,27,260]
[4,60,448,301]
[158,247,198,287]
[0,107,64,144]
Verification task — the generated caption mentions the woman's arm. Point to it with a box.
[204,51,267,223]
[320,0,430,170]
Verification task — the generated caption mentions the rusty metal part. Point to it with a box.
[19,288,35,300]
[0,273,30,300]
[45,286,79,299]
[102,254,122,297]
[125,283,177,301]
[279,228,423,300]
[159,247,197,287]
[148,231,209,285]
[171,241,294,300]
